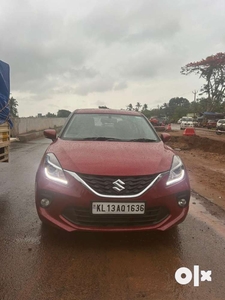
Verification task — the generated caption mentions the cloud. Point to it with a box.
[1,0,225,116]
[81,0,181,45]
[74,75,115,95]
[114,81,128,90]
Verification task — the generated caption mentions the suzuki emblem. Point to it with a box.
[113,179,125,192]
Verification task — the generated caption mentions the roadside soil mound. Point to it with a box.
[168,134,225,155]
[166,131,225,211]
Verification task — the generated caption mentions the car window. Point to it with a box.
[182,117,193,122]
[61,113,159,141]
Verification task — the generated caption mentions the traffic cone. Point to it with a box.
[183,127,196,136]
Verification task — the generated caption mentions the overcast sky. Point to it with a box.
[1,0,225,117]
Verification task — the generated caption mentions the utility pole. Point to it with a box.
[192,90,198,102]
[192,90,198,118]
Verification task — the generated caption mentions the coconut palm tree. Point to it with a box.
[142,103,148,111]
[126,103,134,111]
[135,102,142,111]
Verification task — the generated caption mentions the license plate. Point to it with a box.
[92,202,145,214]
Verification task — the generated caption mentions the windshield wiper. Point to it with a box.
[126,138,157,142]
[68,137,156,142]
[78,137,123,141]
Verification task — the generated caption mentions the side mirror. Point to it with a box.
[44,129,57,141]
[160,132,171,143]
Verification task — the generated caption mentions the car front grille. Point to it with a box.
[77,173,159,196]
[62,206,169,227]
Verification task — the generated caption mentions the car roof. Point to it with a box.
[73,108,142,116]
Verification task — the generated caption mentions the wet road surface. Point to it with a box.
[0,139,225,300]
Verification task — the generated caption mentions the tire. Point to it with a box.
[216,131,222,135]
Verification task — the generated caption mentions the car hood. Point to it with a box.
[47,139,174,176]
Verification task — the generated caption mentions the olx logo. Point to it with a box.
[175,265,212,287]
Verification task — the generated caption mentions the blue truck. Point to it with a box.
[0,60,11,162]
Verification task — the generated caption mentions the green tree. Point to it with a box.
[181,52,225,111]
[141,109,152,119]
[141,103,148,111]
[126,103,134,111]
[45,112,57,117]
[9,96,19,117]
[169,97,190,109]
[98,106,109,109]
[57,109,71,117]
[160,103,169,117]
[167,97,190,120]
[148,108,160,118]
[135,102,142,111]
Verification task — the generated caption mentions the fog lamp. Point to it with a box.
[177,198,187,207]
[40,198,51,208]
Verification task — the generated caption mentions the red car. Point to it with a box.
[35,109,190,232]
[207,119,217,129]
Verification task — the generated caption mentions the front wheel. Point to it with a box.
[216,131,222,135]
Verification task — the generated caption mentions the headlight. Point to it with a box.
[166,155,185,186]
[44,153,68,185]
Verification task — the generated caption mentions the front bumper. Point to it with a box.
[180,123,194,129]
[35,169,190,232]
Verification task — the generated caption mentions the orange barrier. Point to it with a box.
[183,127,196,136]
[166,124,172,131]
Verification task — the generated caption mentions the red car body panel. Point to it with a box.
[35,109,190,232]
[47,139,173,176]
[35,166,189,232]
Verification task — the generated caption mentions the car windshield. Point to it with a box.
[182,117,193,122]
[61,113,159,142]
